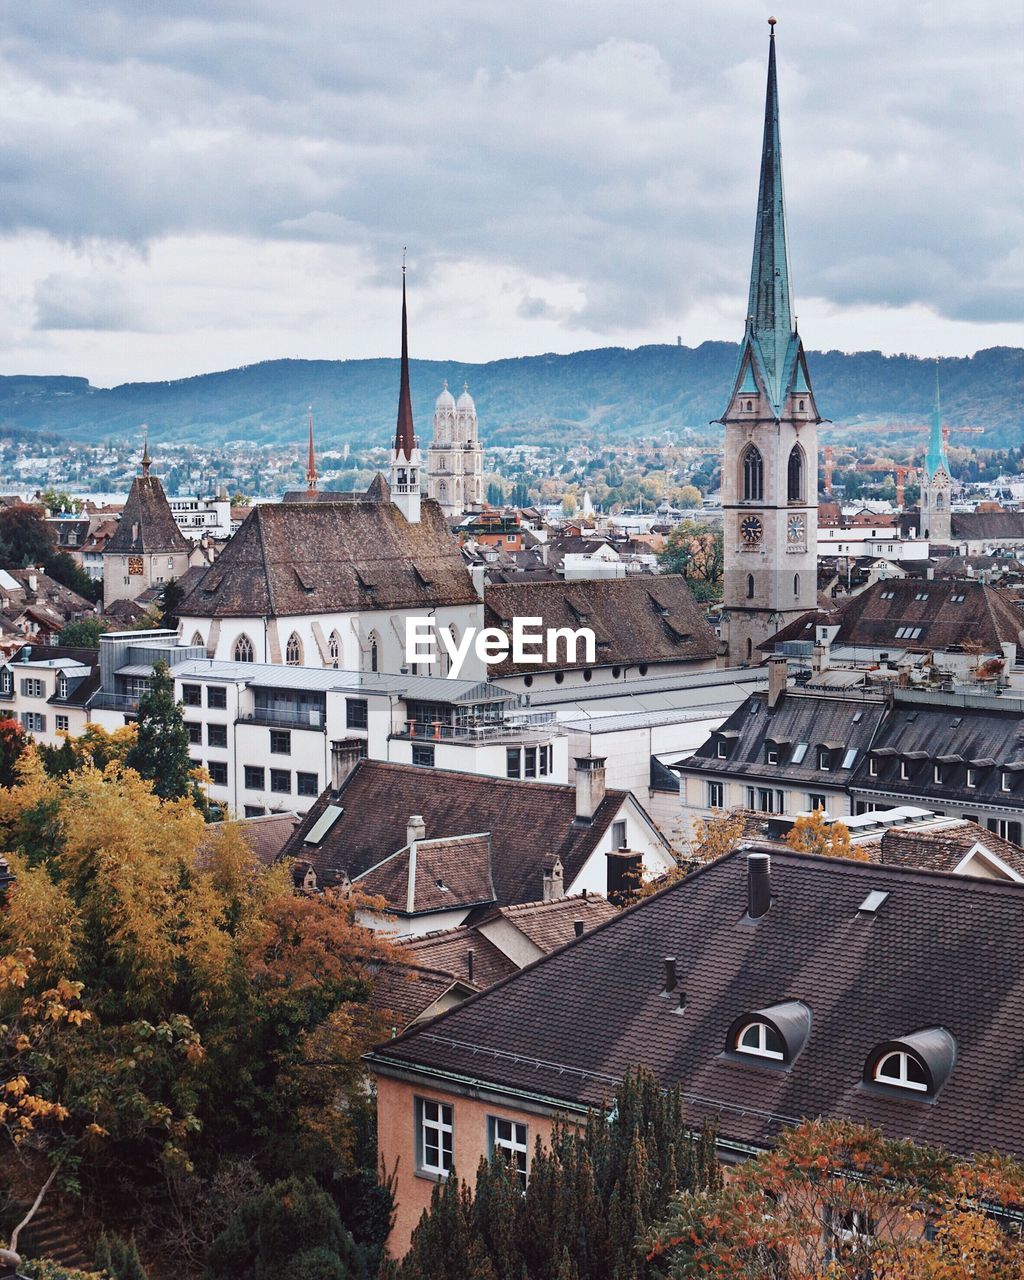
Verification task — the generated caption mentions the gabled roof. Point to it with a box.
[370,850,1024,1159]
[105,475,190,555]
[278,760,637,905]
[357,834,496,916]
[177,497,476,619]
[479,894,620,951]
[483,576,717,675]
[951,510,1024,541]
[879,823,1024,881]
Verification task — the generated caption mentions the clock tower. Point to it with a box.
[720,20,820,666]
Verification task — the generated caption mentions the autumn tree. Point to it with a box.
[0,719,27,789]
[644,1119,1024,1279]
[785,809,865,861]
[658,521,724,603]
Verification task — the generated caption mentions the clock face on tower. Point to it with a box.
[787,514,806,543]
[740,515,764,546]
[128,556,144,576]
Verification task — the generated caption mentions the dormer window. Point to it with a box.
[765,745,778,765]
[716,738,727,759]
[868,756,878,777]
[899,759,909,781]
[874,1050,927,1091]
[1002,771,1012,792]
[818,748,831,772]
[966,767,976,789]
[57,675,68,700]
[865,1028,956,1098]
[727,1001,812,1068]
[933,764,942,785]
[736,1021,784,1059]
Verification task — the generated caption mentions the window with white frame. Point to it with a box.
[707,781,724,809]
[790,742,808,765]
[765,745,778,765]
[55,714,69,733]
[611,820,627,849]
[489,1116,528,1187]
[20,678,45,698]
[966,767,976,789]
[716,738,727,758]
[868,756,878,777]
[818,748,831,771]
[735,1020,784,1060]
[417,1098,453,1176]
[933,764,942,785]
[873,1050,927,1092]
[807,793,827,811]
[899,759,909,781]
[20,712,45,733]
[1001,772,1012,792]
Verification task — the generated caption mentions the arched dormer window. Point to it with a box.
[741,445,763,502]
[285,632,302,666]
[787,445,805,503]
[328,631,340,663]
[191,631,204,648]
[234,635,255,663]
[746,574,755,600]
[865,1028,956,1097]
[727,1001,812,1066]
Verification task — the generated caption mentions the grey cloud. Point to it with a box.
[33,273,152,331]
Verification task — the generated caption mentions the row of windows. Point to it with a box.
[417,1099,528,1185]
[506,744,554,779]
[869,756,1018,791]
[180,683,228,710]
[242,766,319,796]
[746,574,802,599]
[187,722,228,748]
[229,631,380,671]
[739,443,806,503]
[20,678,45,699]
[708,782,828,814]
[715,738,856,772]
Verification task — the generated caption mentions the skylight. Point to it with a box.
[791,743,808,764]
[842,748,858,769]
[304,804,344,845]
[858,890,890,914]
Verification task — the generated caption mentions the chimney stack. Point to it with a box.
[747,853,772,920]
[466,948,474,983]
[574,756,607,823]
[542,856,564,903]
[573,919,584,939]
[662,956,677,994]
[767,655,788,709]
[330,739,365,794]
[407,814,426,846]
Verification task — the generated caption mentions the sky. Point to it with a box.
[0,0,1020,387]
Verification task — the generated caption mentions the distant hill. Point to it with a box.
[0,343,1020,450]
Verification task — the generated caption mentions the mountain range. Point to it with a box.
[0,342,1021,451]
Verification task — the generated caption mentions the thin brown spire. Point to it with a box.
[306,405,318,490]
[140,424,152,477]
[394,253,415,460]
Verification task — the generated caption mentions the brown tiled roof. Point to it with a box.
[952,510,1024,541]
[178,497,476,619]
[371,850,1024,1159]
[404,927,518,989]
[199,812,301,868]
[483,576,717,675]
[358,834,496,916]
[879,823,1024,879]
[764,578,1024,654]
[934,554,1024,577]
[485,894,620,951]
[279,760,637,905]
[105,476,190,555]
[371,963,477,1029]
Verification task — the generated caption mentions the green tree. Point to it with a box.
[125,661,201,807]
[0,505,100,603]
[0,718,27,787]
[204,1176,366,1280]
[95,1233,148,1280]
[159,578,185,629]
[38,490,83,515]
[58,619,107,648]
[677,485,702,508]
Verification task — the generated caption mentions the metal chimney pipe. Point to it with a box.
[747,853,772,919]
[663,956,677,993]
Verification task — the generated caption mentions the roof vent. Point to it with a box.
[747,853,772,920]
[573,918,584,939]
[661,956,677,995]
[858,889,889,914]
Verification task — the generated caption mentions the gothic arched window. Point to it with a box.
[787,445,805,503]
[191,631,204,647]
[328,631,340,663]
[438,480,448,503]
[285,632,302,666]
[742,446,764,502]
[935,492,945,511]
[234,634,255,663]
[746,574,755,600]
[746,638,753,661]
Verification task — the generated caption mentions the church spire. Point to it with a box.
[140,425,152,477]
[305,405,318,491]
[926,363,950,479]
[745,18,796,413]
[394,253,416,461]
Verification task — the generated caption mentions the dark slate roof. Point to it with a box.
[358,834,496,916]
[679,690,887,786]
[851,699,1024,809]
[764,578,1024,654]
[879,823,1024,879]
[484,576,717,675]
[177,497,477,619]
[278,760,636,904]
[370,850,1024,1158]
[952,510,1024,541]
[934,554,1024,577]
[105,476,190,555]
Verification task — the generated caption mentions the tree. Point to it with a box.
[159,579,185,628]
[785,809,865,861]
[0,719,27,788]
[204,1175,366,1280]
[677,485,701,508]
[658,522,723,603]
[95,1233,148,1280]
[38,490,84,515]
[229,493,250,507]
[125,661,202,807]
[58,619,107,648]
[644,1119,1024,1279]
[0,505,100,603]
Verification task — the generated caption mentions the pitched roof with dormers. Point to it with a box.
[105,476,190,556]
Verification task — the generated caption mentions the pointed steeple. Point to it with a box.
[306,405,318,491]
[394,257,416,461]
[926,363,950,479]
[140,425,152,477]
[743,18,798,415]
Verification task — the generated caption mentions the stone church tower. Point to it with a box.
[721,21,820,666]
[427,380,484,518]
[920,369,951,542]
[390,266,422,525]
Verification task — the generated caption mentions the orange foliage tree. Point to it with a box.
[786,809,866,862]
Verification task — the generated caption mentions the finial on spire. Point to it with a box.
[402,245,407,276]
[306,405,318,491]
[768,16,777,33]
[140,425,151,477]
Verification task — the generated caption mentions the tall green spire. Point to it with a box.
[745,19,796,414]
[926,363,950,478]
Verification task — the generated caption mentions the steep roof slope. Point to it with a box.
[105,476,190,555]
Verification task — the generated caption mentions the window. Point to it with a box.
[181,684,201,707]
[1001,772,1012,792]
[746,638,753,661]
[369,633,380,673]
[328,631,340,662]
[234,635,255,663]
[20,679,45,698]
[988,818,1023,844]
[899,759,909,781]
[20,712,45,733]
[55,714,69,733]
[807,793,827,811]
[790,742,808,765]
[417,1098,453,1177]
[793,573,800,598]
[244,766,265,790]
[756,788,785,814]
[612,820,627,849]
[818,749,831,771]
[966,767,976,789]
[539,745,549,776]
[765,746,778,765]
[412,743,435,767]
[746,574,754,600]
[950,592,966,603]
[489,1117,528,1188]
[206,685,227,710]
[736,1021,784,1060]
[191,631,204,647]
[208,761,228,786]
[270,729,291,754]
[186,722,202,745]
[841,748,858,770]
[524,746,537,779]
[270,769,291,794]
[285,632,302,666]
[0,670,11,695]
[506,747,521,779]
[707,781,724,809]
[716,738,728,759]
[932,764,942,785]
[297,772,319,797]
[741,445,763,501]
[244,805,265,818]
[57,675,68,699]
[346,699,368,730]
[874,1050,927,1092]
[868,756,878,777]
[787,445,805,503]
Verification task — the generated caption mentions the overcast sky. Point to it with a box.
[0,0,1020,386]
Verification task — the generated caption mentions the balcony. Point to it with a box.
[240,705,325,729]
[394,710,557,745]
[91,693,141,713]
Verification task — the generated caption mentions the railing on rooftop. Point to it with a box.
[240,705,325,729]
[90,693,140,713]
[395,710,558,744]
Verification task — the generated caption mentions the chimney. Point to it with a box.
[27,572,37,593]
[573,918,584,938]
[747,853,772,920]
[407,814,426,846]
[767,655,788,709]
[662,956,677,994]
[812,641,829,675]
[574,756,607,823]
[542,856,564,903]
[330,738,364,793]
[466,948,474,983]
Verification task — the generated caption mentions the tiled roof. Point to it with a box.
[879,823,1024,879]
[404,927,518,990]
[951,511,1024,541]
[178,497,477,619]
[483,576,717,675]
[105,476,190,555]
[358,834,496,916]
[371,850,1024,1158]
[279,760,635,904]
[371,963,476,1028]
[199,812,301,868]
[485,894,620,952]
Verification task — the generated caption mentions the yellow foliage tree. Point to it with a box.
[786,808,868,862]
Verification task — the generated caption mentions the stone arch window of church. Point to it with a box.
[742,446,764,502]
[746,400,753,412]
[234,635,255,663]
[746,638,753,661]
[328,631,340,663]
[439,480,448,503]
[793,573,800,597]
[285,633,303,666]
[368,632,380,673]
[191,631,204,647]
[799,400,805,411]
[746,574,755,600]
[787,445,805,503]
[935,492,944,510]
